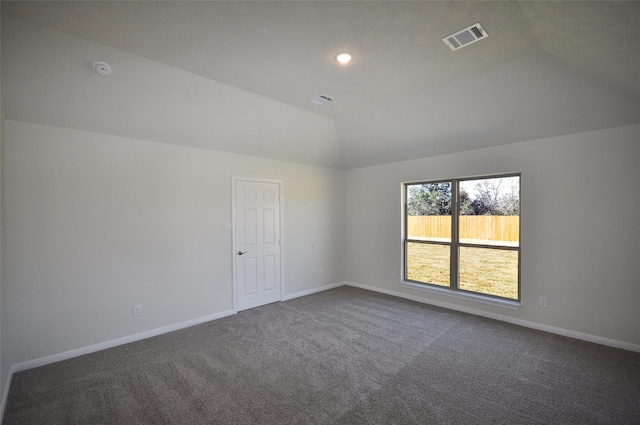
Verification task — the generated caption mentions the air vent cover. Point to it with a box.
[310,94,334,106]
[443,23,488,51]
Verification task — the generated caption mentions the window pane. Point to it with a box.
[406,182,452,242]
[406,242,450,287]
[459,176,519,246]
[459,247,518,299]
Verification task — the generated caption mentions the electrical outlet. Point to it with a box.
[318,268,324,276]
[391,271,397,281]
[133,304,142,316]
[539,297,548,308]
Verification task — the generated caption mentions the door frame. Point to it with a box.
[231,176,284,313]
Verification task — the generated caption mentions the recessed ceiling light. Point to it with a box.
[335,52,354,64]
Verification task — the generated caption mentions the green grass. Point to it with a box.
[406,243,519,300]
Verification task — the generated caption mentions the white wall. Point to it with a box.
[3,118,639,374]
[345,124,640,348]
[3,120,345,366]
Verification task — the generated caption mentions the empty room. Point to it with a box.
[1,1,639,424]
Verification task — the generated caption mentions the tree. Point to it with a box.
[462,178,519,216]
[412,178,520,217]
[496,178,520,215]
[460,188,491,215]
[407,183,451,216]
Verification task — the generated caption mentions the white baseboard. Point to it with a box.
[1,309,235,422]
[3,280,637,422]
[7,281,345,375]
[345,281,640,353]
[8,281,347,376]
[11,309,236,374]
[1,283,349,422]
[281,281,345,302]
[1,366,14,425]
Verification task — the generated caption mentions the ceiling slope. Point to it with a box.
[2,16,343,168]
[2,1,639,169]
[337,52,640,168]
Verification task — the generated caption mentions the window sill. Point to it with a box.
[401,281,521,310]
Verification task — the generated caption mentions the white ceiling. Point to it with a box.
[3,1,640,169]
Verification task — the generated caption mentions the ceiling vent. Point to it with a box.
[442,23,488,51]
[310,94,334,106]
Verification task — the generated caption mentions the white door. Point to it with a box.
[233,178,282,311]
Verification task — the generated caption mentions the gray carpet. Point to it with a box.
[4,286,640,424]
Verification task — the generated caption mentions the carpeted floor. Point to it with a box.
[4,286,640,424]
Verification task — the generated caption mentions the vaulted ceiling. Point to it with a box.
[3,1,640,169]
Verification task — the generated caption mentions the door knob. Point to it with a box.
[237,251,248,255]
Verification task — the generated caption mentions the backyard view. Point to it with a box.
[405,176,520,300]
[406,244,519,299]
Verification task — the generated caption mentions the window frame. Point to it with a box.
[403,174,521,304]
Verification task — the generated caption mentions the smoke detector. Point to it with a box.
[310,94,334,106]
[93,61,112,76]
[442,23,488,51]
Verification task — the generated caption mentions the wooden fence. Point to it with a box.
[407,216,519,242]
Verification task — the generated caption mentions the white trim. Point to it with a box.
[3,281,638,419]
[1,366,15,424]
[231,176,284,313]
[401,280,521,310]
[281,282,345,302]
[231,176,237,313]
[346,281,640,353]
[1,282,344,417]
[11,309,235,373]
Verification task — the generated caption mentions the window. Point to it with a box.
[404,175,520,301]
